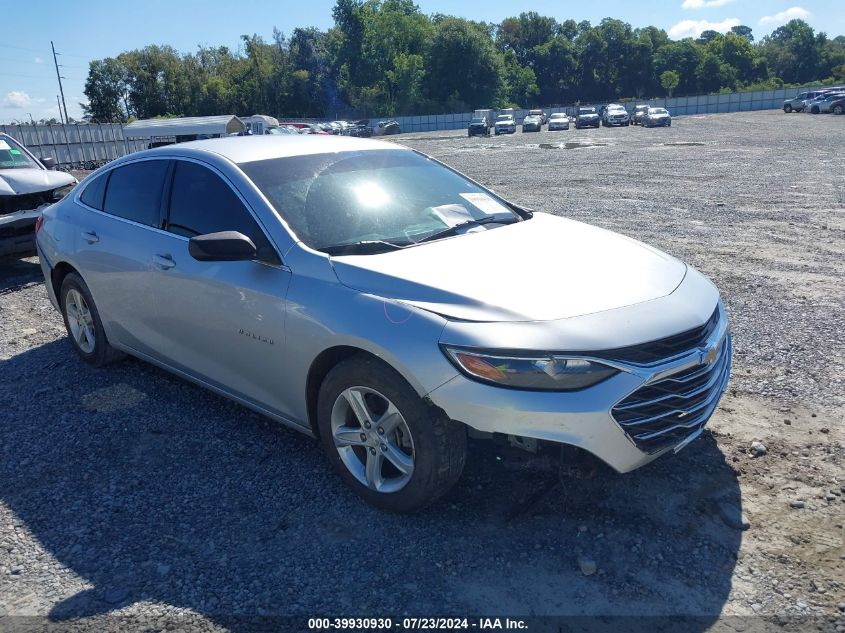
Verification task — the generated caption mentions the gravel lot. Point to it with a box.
[1,110,843,632]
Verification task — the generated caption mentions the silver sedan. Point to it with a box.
[36,135,730,512]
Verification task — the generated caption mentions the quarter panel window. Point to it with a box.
[102,161,168,226]
[79,172,108,210]
[167,161,277,261]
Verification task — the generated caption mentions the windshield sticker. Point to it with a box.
[429,203,474,227]
[459,192,511,216]
[0,140,11,151]
[9,149,21,155]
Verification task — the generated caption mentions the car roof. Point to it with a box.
[132,134,404,165]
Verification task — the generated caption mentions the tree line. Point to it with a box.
[82,0,845,122]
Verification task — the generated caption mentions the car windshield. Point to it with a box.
[579,108,595,114]
[550,113,565,119]
[0,136,40,170]
[240,149,520,252]
[471,117,484,124]
[650,108,668,115]
[496,115,512,121]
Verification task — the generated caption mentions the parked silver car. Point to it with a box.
[1,133,77,256]
[521,114,543,132]
[643,107,672,127]
[783,90,826,113]
[806,92,845,114]
[547,112,570,131]
[36,135,730,512]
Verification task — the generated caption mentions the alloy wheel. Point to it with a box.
[65,288,96,354]
[330,386,415,493]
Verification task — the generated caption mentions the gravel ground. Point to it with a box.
[1,110,843,632]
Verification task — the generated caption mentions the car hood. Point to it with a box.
[0,168,75,196]
[330,213,687,322]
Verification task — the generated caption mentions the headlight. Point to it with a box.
[52,182,77,201]
[441,346,619,391]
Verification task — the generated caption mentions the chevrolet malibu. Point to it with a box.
[36,135,731,512]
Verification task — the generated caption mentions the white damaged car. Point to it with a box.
[1,133,76,256]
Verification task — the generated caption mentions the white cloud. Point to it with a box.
[669,18,741,39]
[33,56,43,64]
[759,6,811,25]
[3,91,32,109]
[682,0,734,9]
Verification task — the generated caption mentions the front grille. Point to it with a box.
[612,334,731,453]
[0,191,53,216]
[593,308,720,366]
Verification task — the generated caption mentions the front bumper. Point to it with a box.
[548,123,569,130]
[577,119,600,127]
[495,126,516,134]
[428,306,731,473]
[0,207,43,256]
[606,118,629,126]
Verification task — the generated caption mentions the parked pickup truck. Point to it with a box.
[1,133,76,257]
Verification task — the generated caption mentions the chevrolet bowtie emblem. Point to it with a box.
[702,344,719,365]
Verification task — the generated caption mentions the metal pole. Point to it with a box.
[57,95,65,125]
[52,41,69,124]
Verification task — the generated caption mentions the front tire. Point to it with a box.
[834,105,844,115]
[317,355,466,513]
[784,104,793,113]
[60,272,124,367]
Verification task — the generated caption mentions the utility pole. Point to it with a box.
[57,95,65,125]
[51,41,69,124]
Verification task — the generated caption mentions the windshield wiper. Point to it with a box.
[321,240,410,255]
[416,216,520,244]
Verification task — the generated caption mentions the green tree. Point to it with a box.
[660,70,680,97]
[83,58,128,121]
[730,25,754,42]
[425,18,503,110]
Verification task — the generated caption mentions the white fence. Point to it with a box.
[0,123,148,167]
[389,84,830,134]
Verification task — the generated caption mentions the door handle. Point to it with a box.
[81,230,99,244]
[153,254,176,270]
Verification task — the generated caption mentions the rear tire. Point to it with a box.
[60,273,124,367]
[317,355,467,513]
[834,105,844,115]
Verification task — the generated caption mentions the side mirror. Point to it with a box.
[40,156,56,170]
[188,231,257,262]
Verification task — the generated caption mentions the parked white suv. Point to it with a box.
[0,133,76,256]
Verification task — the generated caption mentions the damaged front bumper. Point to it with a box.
[0,205,48,256]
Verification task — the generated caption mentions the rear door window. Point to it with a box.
[102,160,169,227]
[166,160,278,263]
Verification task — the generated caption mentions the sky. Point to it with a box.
[0,0,840,123]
